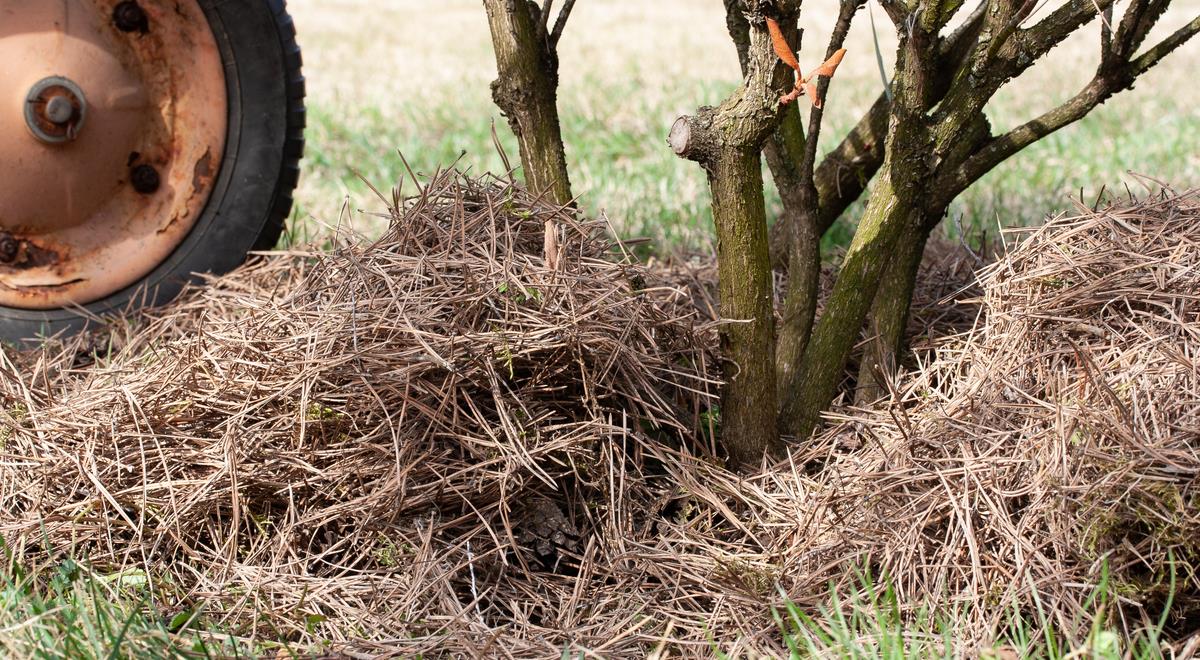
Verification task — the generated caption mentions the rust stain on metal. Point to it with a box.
[192,148,213,192]
[0,0,227,309]
[0,233,62,270]
[18,240,61,269]
[156,212,181,235]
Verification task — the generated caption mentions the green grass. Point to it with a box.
[2,555,182,658]
[289,0,1200,252]
[760,565,1176,659]
[297,72,1200,252]
[8,554,1179,659]
[302,76,742,248]
[0,547,287,659]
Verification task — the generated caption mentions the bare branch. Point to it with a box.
[722,0,804,201]
[1129,13,1200,73]
[1100,3,1114,66]
[800,0,862,183]
[988,0,1041,61]
[933,13,1200,209]
[802,2,986,236]
[810,94,888,231]
[1113,0,1173,61]
[875,0,912,28]
[1019,0,1116,57]
[947,0,989,45]
[550,0,577,47]
[776,0,859,408]
[540,0,554,35]
[927,0,1114,161]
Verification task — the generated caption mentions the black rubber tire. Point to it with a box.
[0,0,306,345]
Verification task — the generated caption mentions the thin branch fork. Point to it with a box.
[928,0,1116,161]
[483,0,578,270]
[540,0,553,31]
[672,5,803,162]
[1018,0,1117,56]
[800,0,862,181]
[549,0,576,47]
[932,13,1200,209]
[1108,0,1172,65]
[793,3,987,242]
[774,0,860,413]
[874,0,912,28]
[533,0,578,49]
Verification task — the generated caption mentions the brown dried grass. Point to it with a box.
[1,174,1198,657]
[803,187,1200,643]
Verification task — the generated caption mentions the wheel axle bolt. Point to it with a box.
[25,78,87,144]
[44,96,75,125]
[131,164,161,194]
[0,234,18,263]
[113,1,149,33]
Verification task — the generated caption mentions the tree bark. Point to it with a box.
[775,212,820,395]
[779,163,915,437]
[671,1,800,468]
[775,0,860,411]
[763,0,1195,440]
[720,1,822,408]
[766,4,988,265]
[712,149,778,468]
[859,5,1199,411]
[931,15,1200,210]
[671,117,782,469]
[779,22,935,440]
[854,219,929,404]
[852,113,985,405]
[483,0,573,268]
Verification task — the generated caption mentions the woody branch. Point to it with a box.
[483,0,578,270]
[670,0,801,468]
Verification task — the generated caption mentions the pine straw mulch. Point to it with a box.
[1,174,1198,657]
[799,189,1200,645]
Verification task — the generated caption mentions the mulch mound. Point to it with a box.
[804,188,1200,644]
[2,175,1197,656]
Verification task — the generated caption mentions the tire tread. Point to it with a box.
[253,0,306,251]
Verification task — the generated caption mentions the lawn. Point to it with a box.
[289,0,1200,249]
[3,2,1200,657]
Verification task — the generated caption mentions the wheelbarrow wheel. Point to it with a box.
[0,0,305,343]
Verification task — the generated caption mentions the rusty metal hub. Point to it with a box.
[0,0,227,309]
[24,76,88,144]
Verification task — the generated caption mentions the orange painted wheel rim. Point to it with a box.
[0,0,227,309]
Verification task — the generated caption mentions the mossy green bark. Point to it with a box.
[770,0,1196,441]
[672,2,802,468]
[779,22,935,439]
[709,149,780,468]
[780,164,913,438]
[855,222,929,404]
[775,207,820,404]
